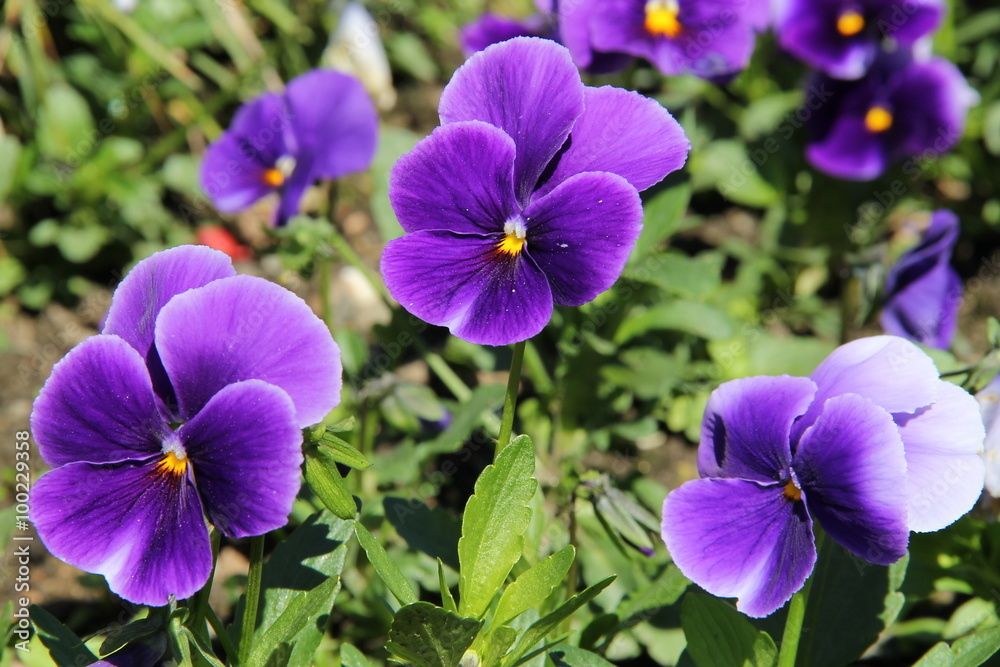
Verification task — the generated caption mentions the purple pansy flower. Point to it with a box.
[200,70,378,225]
[775,0,943,79]
[29,246,342,606]
[805,51,977,180]
[380,37,689,346]
[881,210,962,349]
[977,375,1000,498]
[459,12,555,56]
[662,336,985,617]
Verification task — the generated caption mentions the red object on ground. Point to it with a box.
[196,225,252,261]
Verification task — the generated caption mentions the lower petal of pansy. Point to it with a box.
[522,172,642,307]
[896,381,986,533]
[181,380,303,537]
[794,394,909,565]
[805,115,888,181]
[30,459,211,606]
[200,133,279,214]
[662,478,816,618]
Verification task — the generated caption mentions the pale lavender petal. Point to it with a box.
[30,460,212,606]
[31,336,165,468]
[794,394,909,565]
[897,381,985,532]
[155,275,342,427]
[522,172,642,306]
[180,380,303,537]
[662,478,816,618]
[980,377,1000,498]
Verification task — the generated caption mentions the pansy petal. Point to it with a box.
[30,460,211,606]
[459,13,553,56]
[662,478,816,618]
[381,230,554,346]
[155,275,341,427]
[31,335,165,468]
[698,375,817,482]
[880,0,943,44]
[522,171,642,306]
[890,57,976,160]
[534,87,689,197]
[880,262,961,349]
[978,377,1000,498]
[806,114,887,181]
[439,37,585,203]
[795,394,909,565]
[389,121,519,234]
[180,380,303,537]
[897,381,986,532]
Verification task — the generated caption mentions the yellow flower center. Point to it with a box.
[645,0,682,38]
[865,106,894,133]
[497,233,526,256]
[836,10,865,36]
[157,450,188,477]
[262,168,285,187]
[782,480,802,502]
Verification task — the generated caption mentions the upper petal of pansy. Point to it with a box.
[775,1,875,79]
[874,0,943,44]
[181,380,303,537]
[880,261,961,349]
[31,335,166,469]
[390,121,519,235]
[534,87,689,198]
[155,275,341,428]
[381,230,554,346]
[698,375,817,482]
[438,37,585,204]
[30,459,212,606]
[794,394,909,565]
[889,57,976,160]
[523,171,642,307]
[662,478,816,618]
[896,381,985,533]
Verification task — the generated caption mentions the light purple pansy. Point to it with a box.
[200,70,378,225]
[775,0,943,79]
[977,375,1000,498]
[380,37,689,346]
[805,51,977,180]
[662,336,985,617]
[881,210,962,349]
[30,246,342,606]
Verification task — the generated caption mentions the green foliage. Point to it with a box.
[680,595,776,667]
[385,602,483,667]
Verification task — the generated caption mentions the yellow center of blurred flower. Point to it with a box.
[157,450,188,477]
[262,168,285,187]
[782,480,802,502]
[836,11,865,36]
[865,106,894,133]
[645,0,682,38]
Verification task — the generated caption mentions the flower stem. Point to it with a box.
[496,340,526,457]
[238,535,266,665]
[187,529,221,643]
[777,531,824,667]
[206,604,240,666]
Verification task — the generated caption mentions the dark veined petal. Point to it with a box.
[155,275,342,427]
[697,375,818,482]
[381,230,554,346]
[794,394,909,565]
[30,459,212,606]
[180,380,303,537]
[662,478,816,618]
[389,121,519,235]
[31,335,166,468]
[522,171,642,306]
[439,37,585,204]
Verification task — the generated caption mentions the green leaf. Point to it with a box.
[0,135,23,203]
[548,644,616,667]
[354,520,419,606]
[304,446,359,520]
[494,546,576,627]
[483,626,519,667]
[689,139,778,208]
[913,626,1000,667]
[385,602,483,667]
[99,615,162,656]
[385,497,461,570]
[29,604,99,665]
[630,176,692,260]
[422,384,506,457]
[615,300,734,344]
[340,642,372,667]
[681,594,776,667]
[318,432,371,470]
[36,82,96,162]
[371,126,422,241]
[439,559,458,613]
[458,435,538,618]
[246,577,342,667]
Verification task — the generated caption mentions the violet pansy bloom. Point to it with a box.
[805,51,977,180]
[380,37,689,346]
[201,70,378,225]
[881,210,962,349]
[775,0,943,79]
[459,12,554,56]
[662,336,985,617]
[30,246,342,606]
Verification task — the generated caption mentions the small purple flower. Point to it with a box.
[30,246,342,606]
[662,336,985,617]
[805,51,976,180]
[201,70,378,225]
[380,38,689,346]
[881,210,962,349]
[775,0,943,79]
[459,12,555,56]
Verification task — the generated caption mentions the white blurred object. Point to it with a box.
[324,2,397,111]
[977,375,1000,497]
[113,0,140,13]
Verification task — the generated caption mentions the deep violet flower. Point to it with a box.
[805,51,977,180]
[30,246,342,606]
[662,336,985,617]
[881,210,962,349]
[380,37,689,346]
[200,70,378,225]
[459,12,555,56]
[775,0,943,79]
